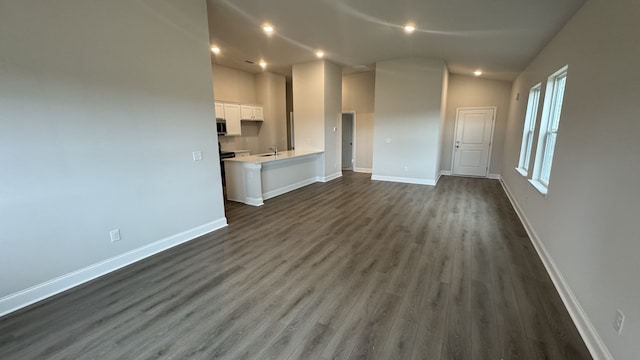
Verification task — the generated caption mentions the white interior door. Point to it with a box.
[342,113,354,170]
[452,107,495,177]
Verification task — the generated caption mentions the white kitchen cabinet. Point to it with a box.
[223,103,242,136]
[240,105,264,121]
[240,105,253,120]
[253,106,264,121]
[214,102,225,120]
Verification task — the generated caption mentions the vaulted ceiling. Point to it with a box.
[207,0,585,80]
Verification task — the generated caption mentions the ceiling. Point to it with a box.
[206,0,585,81]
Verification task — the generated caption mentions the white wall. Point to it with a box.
[323,61,343,179]
[372,58,446,185]
[442,74,512,174]
[256,72,288,152]
[342,71,375,171]
[0,0,225,312]
[292,60,342,179]
[293,61,325,151]
[212,64,256,103]
[342,71,375,112]
[501,0,639,358]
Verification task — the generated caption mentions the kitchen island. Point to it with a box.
[223,149,324,206]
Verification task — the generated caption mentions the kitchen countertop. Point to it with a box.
[223,149,323,164]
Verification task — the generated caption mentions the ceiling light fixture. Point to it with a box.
[262,24,274,35]
[404,24,416,34]
[259,60,267,69]
[474,69,483,76]
[315,50,324,58]
[210,46,220,55]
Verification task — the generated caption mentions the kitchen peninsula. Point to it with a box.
[224,149,324,206]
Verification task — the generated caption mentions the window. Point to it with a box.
[516,84,542,176]
[530,65,568,195]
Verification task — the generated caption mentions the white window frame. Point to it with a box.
[530,65,568,195]
[516,83,542,176]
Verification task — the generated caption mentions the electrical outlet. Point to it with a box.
[192,151,203,161]
[110,229,121,243]
[404,165,409,172]
[614,309,625,334]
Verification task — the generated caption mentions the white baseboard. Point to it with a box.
[0,218,228,318]
[353,167,372,174]
[371,175,436,186]
[440,170,501,180]
[498,178,612,360]
[244,197,264,206]
[226,194,263,206]
[263,177,317,200]
[319,172,342,183]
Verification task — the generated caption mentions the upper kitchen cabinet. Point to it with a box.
[253,106,264,121]
[214,102,225,120]
[223,103,242,136]
[240,105,264,121]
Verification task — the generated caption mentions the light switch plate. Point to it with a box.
[110,229,121,243]
[193,151,203,161]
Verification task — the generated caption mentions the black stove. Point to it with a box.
[219,142,235,184]
[219,151,235,160]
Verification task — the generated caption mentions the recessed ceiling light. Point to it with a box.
[262,24,274,35]
[210,46,220,55]
[315,50,324,58]
[474,70,483,76]
[259,60,267,69]
[404,24,416,34]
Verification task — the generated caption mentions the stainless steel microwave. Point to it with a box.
[216,120,227,135]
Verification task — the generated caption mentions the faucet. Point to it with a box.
[269,145,278,155]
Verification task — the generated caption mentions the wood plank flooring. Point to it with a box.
[0,172,591,359]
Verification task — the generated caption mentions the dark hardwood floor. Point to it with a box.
[0,172,591,359]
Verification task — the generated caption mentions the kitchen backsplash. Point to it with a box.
[218,123,261,153]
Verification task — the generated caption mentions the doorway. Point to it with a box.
[341,113,354,170]
[452,107,495,177]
